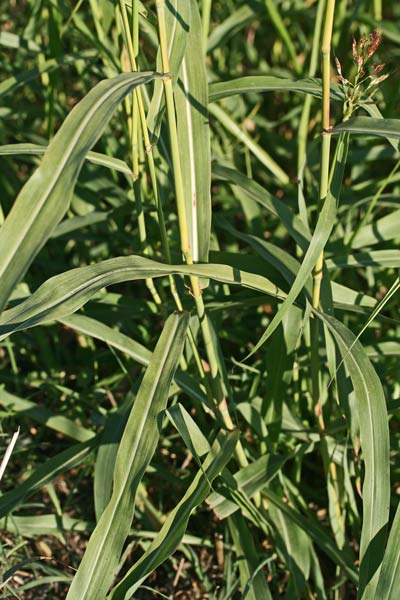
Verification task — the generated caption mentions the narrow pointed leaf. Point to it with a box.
[332,116,400,140]
[316,312,390,599]
[109,430,239,599]
[0,143,131,175]
[209,76,343,103]
[146,0,190,141]
[66,312,189,600]
[60,313,206,406]
[175,0,211,262]
[242,132,349,360]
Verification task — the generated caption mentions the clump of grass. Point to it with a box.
[1,1,400,599]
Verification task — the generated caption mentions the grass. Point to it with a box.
[0,0,400,598]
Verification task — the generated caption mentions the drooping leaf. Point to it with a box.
[0,255,286,340]
[332,116,400,140]
[316,311,390,599]
[0,72,161,313]
[0,143,131,175]
[209,76,343,103]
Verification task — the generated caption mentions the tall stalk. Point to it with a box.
[306,0,344,540]
[311,0,335,414]
[155,0,248,467]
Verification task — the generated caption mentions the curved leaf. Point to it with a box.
[209,76,343,103]
[241,132,349,360]
[0,256,286,340]
[316,312,390,599]
[332,116,400,140]
[0,143,131,175]
[0,71,161,313]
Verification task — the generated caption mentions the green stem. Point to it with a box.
[373,0,382,21]
[264,0,302,76]
[297,0,326,226]
[156,0,248,468]
[201,0,212,54]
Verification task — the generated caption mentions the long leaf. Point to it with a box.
[0,71,161,313]
[66,312,189,600]
[109,430,239,599]
[332,116,400,140]
[209,76,343,103]
[146,0,190,141]
[0,143,132,175]
[316,312,390,599]
[60,313,207,406]
[242,132,349,360]
[175,0,211,262]
[0,256,286,340]
[375,500,400,599]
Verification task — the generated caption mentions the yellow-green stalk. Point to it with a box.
[156,0,248,467]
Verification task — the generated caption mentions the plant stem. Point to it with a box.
[201,0,212,54]
[156,0,248,467]
[297,0,326,227]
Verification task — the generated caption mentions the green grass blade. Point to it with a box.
[209,103,289,184]
[209,75,342,103]
[0,143,131,175]
[0,389,94,442]
[167,403,211,457]
[0,72,161,313]
[332,116,400,141]
[65,312,189,600]
[0,256,286,340]
[350,208,400,249]
[242,131,349,360]
[175,0,211,262]
[146,0,190,141]
[316,312,390,599]
[212,163,311,250]
[0,437,99,518]
[263,488,358,584]
[60,313,206,405]
[206,5,261,52]
[0,51,96,100]
[228,512,273,600]
[208,452,296,519]
[109,430,239,599]
[375,500,400,599]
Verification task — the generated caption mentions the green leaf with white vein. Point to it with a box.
[0,72,161,313]
[0,256,286,340]
[316,312,390,600]
[176,0,211,262]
